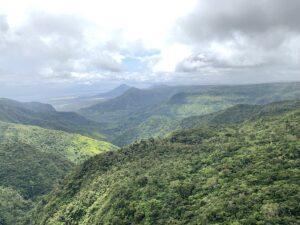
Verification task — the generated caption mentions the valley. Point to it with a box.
[0,98,107,141]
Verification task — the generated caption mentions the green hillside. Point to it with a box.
[79,86,180,124]
[121,100,300,146]
[0,122,117,225]
[27,105,300,225]
[181,100,300,129]
[0,186,33,225]
[0,98,107,140]
[81,82,300,146]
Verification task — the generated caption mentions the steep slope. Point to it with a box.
[81,82,300,146]
[0,186,33,225]
[0,98,106,140]
[0,121,117,199]
[28,107,299,225]
[0,121,117,225]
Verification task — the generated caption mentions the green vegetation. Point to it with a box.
[0,187,33,225]
[0,121,117,225]
[27,103,300,225]
[80,82,300,146]
[181,100,300,129]
[0,98,107,140]
[0,83,299,225]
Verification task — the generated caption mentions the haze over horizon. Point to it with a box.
[0,0,300,100]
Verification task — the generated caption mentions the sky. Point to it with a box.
[0,0,299,100]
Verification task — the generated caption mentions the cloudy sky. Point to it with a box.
[0,0,299,100]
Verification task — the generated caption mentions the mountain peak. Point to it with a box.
[125,86,141,93]
[117,84,131,89]
[94,84,132,99]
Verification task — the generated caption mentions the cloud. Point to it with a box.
[0,0,300,100]
[0,12,125,85]
[179,0,300,44]
[0,15,9,32]
[174,0,300,80]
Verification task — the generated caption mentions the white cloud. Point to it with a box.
[0,0,299,98]
[0,0,197,87]
[152,43,192,72]
[174,0,300,82]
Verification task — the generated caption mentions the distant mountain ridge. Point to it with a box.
[79,82,300,146]
[48,84,132,111]
[79,86,181,127]
[94,84,131,99]
[83,87,171,113]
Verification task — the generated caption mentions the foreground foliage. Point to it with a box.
[27,106,300,224]
[0,186,33,225]
[0,122,117,225]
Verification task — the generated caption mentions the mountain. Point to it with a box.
[80,82,300,146]
[0,121,117,225]
[79,86,182,124]
[27,103,300,225]
[0,98,106,140]
[94,84,132,99]
[48,84,132,111]
[47,96,106,112]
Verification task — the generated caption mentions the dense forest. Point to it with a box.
[0,83,299,225]
[25,100,299,225]
[0,122,117,225]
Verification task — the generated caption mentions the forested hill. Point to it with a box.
[27,103,300,225]
[79,82,300,146]
[0,121,117,225]
[0,98,106,140]
[81,82,300,121]
[181,100,300,129]
[79,86,182,123]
